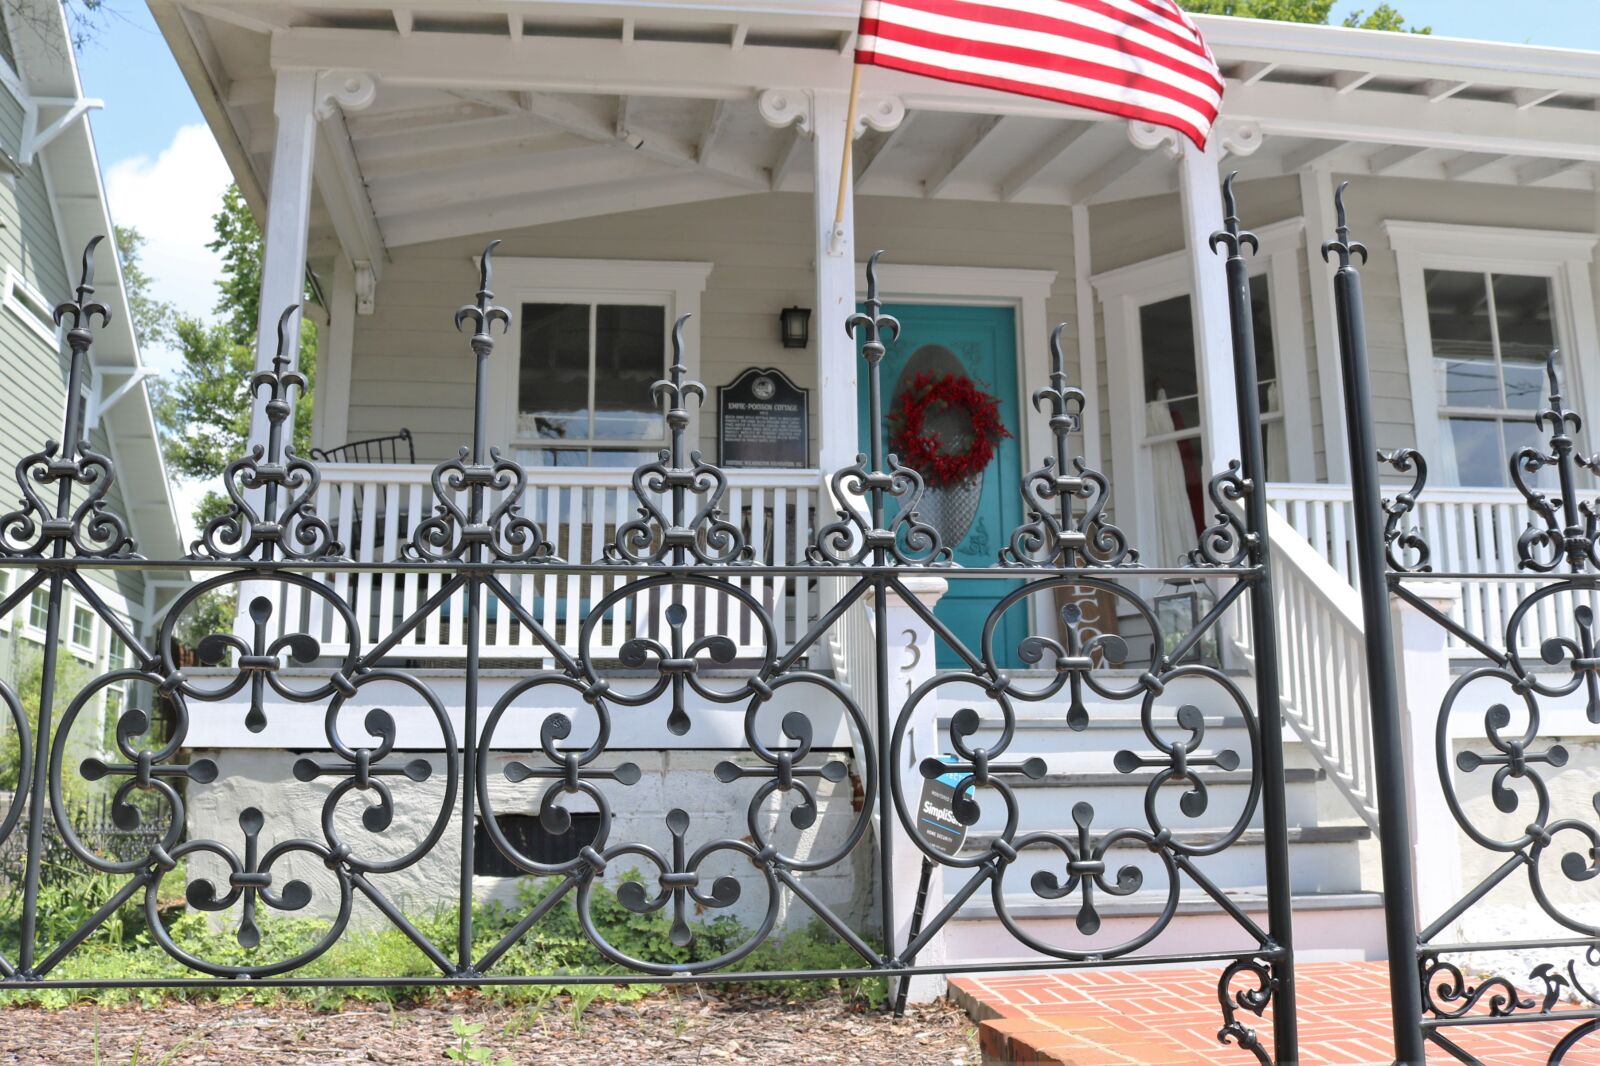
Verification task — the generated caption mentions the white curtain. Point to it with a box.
[1146,388,1198,568]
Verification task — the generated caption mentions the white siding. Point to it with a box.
[345,191,1083,464]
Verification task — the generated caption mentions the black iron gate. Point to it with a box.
[0,200,1299,1060]
[1334,185,1600,1065]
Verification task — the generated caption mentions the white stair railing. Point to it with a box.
[1236,507,1380,830]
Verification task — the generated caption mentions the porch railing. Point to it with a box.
[284,463,820,660]
[1267,482,1581,659]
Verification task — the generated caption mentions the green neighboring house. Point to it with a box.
[0,1,182,755]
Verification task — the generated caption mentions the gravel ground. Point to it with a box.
[0,991,980,1065]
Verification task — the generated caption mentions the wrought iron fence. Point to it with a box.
[0,197,1298,1062]
[1333,183,1600,1065]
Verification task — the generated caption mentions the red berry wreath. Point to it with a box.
[889,372,1012,488]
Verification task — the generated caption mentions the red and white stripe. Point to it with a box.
[856,0,1224,148]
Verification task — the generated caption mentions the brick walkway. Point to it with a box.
[950,961,1594,1065]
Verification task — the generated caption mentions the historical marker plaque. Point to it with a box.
[718,367,810,469]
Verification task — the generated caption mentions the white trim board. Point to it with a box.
[1382,220,1600,469]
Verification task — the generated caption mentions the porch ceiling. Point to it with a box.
[153,1,1600,256]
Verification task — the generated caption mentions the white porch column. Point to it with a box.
[1175,135,1238,476]
[1301,162,1349,481]
[810,89,859,475]
[1391,582,1465,933]
[760,87,904,473]
[247,69,319,454]
[877,576,948,1003]
[249,70,377,455]
[312,256,357,450]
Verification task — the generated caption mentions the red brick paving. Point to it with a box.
[950,961,1597,1065]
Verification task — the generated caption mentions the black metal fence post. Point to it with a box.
[1212,175,1298,1063]
[1322,183,1426,1065]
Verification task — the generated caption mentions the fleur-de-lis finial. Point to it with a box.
[1037,323,1085,434]
[54,235,111,332]
[1321,181,1368,269]
[846,250,900,364]
[1534,349,1581,438]
[650,315,706,435]
[1209,172,1260,259]
[271,304,297,375]
[455,239,511,351]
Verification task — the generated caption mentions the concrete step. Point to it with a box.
[945,767,1326,833]
[946,824,1370,897]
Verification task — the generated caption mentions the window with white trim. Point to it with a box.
[4,267,60,346]
[1137,275,1285,564]
[517,301,668,467]
[70,602,95,654]
[27,587,47,632]
[489,258,712,468]
[1428,270,1560,488]
[1386,221,1599,490]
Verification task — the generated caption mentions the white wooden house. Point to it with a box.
[0,0,182,756]
[147,0,1600,969]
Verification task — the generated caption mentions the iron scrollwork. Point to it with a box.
[1336,184,1600,1066]
[0,229,1302,1066]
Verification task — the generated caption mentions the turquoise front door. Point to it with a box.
[857,303,1025,668]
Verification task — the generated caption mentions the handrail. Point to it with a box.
[1237,508,1380,830]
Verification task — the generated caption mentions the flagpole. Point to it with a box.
[829,62,862,256]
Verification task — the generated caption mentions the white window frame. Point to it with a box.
[483,258,712,464]
[4,266,60,346]
[1092,218,1315,564]
[68,599,96,658]
[1385,221,1600,477]
[20,585,48,643]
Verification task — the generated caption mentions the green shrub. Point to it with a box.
[0,871,885,1011]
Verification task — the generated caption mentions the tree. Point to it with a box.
[151,184,318,527]
[112,225,174,351]
[1179,0,1429,32]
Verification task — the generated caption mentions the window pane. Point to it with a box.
[29,590,47,629]
[593,305,665,440]
[519,303,589,440]
[1249,274,1279,414]
[1427,270,1497,408]
[72,607,93,646]
[1493,274,1556,411]
[1140,294,1200,432]
[1444,418,1505,487]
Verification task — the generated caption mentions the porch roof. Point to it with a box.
[151,1,1600,260]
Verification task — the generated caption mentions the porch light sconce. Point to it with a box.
[779,306,811,349]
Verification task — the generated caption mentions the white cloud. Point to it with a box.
[103,122,232,375]
[104,123,233,545]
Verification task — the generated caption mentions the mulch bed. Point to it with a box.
[0,991,980,1065]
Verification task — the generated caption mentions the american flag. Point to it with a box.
[855,0,1224,148]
